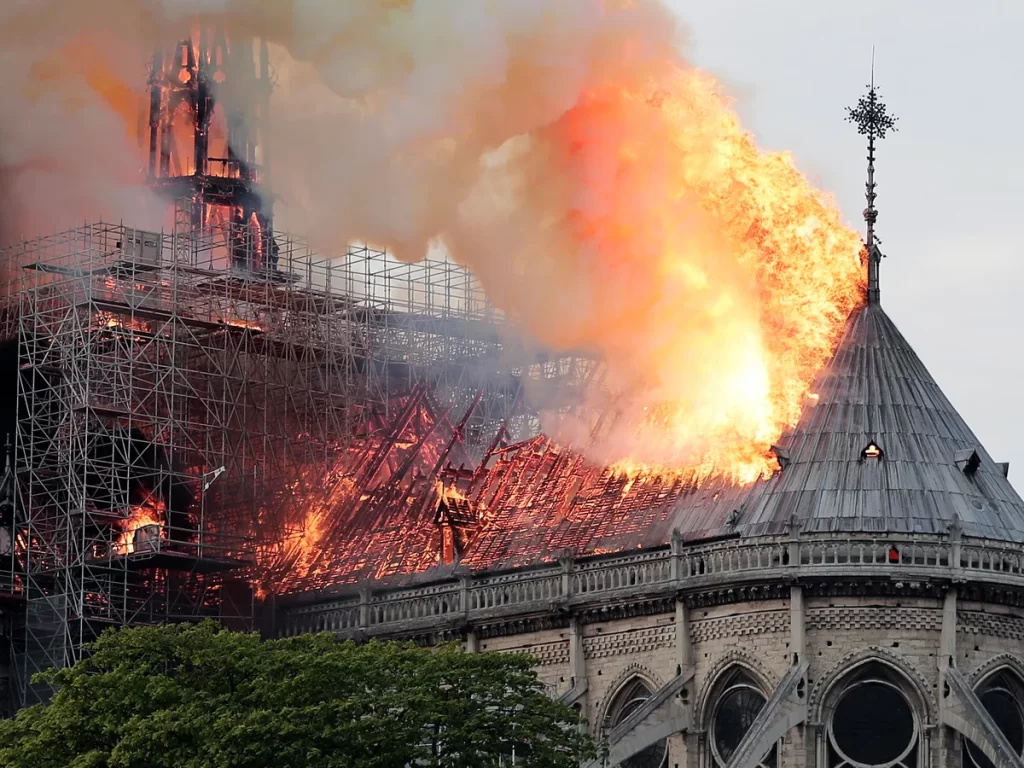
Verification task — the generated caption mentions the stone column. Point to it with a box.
[940,586,958,671]
[790,585,806,664]
[675,599,695,768]
[560,555,574,599]
[569,616,587,694]
[676,598,693,672]
[938,585,959,767]
[358,587,371,629]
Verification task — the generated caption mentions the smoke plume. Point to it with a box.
[0,0,866,480]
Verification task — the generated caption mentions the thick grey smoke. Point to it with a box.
[0,1,865,477]
[0,0,681,244]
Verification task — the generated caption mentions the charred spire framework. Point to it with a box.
[147,28,278,272]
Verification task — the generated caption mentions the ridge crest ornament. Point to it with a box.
[845,48,898,305]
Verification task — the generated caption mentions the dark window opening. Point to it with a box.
[710,671,777,768]
[828,677,917,767]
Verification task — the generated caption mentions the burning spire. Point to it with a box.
[846,49,899,304]
[146,28,278,271]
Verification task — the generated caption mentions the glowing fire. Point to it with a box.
[95,311,148,333]
[224,317,263,331]
[13,2,866,487]
[255,471,357,595]
[115,496,166,555]
[510,68,866,483]
[437,481,468,506]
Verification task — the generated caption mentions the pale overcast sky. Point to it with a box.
[672,1,1024,488]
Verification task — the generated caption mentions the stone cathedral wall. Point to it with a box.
[412,593,1024,767]
[280,533,1024,767]
[460,596,950,766]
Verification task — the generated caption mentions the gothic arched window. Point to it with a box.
[826,665,920,768]
[709,669,777,767]
[963,669,1024,768]
[605,678,668,768]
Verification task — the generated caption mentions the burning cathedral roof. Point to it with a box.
[262,77,1023,599]
[272,298,1024,598]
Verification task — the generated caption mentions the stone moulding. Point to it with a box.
[967,652,1024,686]
[277,531,1024,639]
[808,645,939,723]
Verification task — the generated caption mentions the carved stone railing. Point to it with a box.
[278,530,1024,639]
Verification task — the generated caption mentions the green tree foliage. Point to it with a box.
[0,622,595,768]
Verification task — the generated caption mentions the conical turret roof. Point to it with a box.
[730,301,1024,540]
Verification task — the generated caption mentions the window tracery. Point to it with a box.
[605,678,668,768]
[963,669,1024,768]
[825,664,920,768]
[708,668,776,768]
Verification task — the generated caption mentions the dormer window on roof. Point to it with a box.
[862,442,883,460]
[954,448,982,476]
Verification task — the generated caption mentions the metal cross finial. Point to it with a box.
[846,48,898,305]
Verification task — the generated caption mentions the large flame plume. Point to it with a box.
[0,0,865,481]
[519,74,866,480]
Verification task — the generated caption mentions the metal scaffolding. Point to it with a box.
[0,202,595,706]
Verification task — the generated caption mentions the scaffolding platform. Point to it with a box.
[105,550,254,574]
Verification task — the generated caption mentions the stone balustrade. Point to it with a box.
[278,529,1024,638]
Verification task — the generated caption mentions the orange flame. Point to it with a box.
[255,471,358,594]
[436,481,468,506]
[224,317,264,331]
[96,311,148,333]
[12,3,865,487]
[517,68,865,483]
[115,496,166,555]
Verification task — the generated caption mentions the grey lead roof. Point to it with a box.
[719,301,1024,542]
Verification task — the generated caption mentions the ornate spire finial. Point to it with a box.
[846,48,898,304]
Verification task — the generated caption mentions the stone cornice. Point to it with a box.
[277,532,1024,640]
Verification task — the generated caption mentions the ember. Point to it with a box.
[224,317,263,331]
[95,313,148,333]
